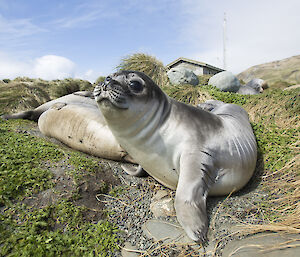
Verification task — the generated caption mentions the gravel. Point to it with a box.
[98,161,268,256]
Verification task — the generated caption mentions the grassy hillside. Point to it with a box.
[237,55,300,88]
[0,73,299,255]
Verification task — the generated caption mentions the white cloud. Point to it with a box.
[33,55,75,80]
[0,52,31,79]
[0,53,76,80]
[77,69,100,83]
[179,0,300,74]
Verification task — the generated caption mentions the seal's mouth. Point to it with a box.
[93,85,109,102]
[93,81,129,109]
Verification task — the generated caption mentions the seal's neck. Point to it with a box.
[107,92,171,141]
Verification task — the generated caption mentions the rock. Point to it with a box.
[152,190,169,200]
[121,242,140,257]
[150,190,175,218]
[222,233,300,257]
[167,67,199,86]
[142,219,217,255]
[142,219,194,244]
[208,71,241,92]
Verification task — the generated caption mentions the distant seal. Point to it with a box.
[94,71,257,242]
[2,92,134,163]
[237,78,267,95]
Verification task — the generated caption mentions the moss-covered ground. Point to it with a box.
[0,119,121,256]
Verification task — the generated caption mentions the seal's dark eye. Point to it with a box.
[129,80,143,92]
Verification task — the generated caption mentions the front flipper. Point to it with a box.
[121,164,148,177]
[1,110,40,122]
[175,151,218,242]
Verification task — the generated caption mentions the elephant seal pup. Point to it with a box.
[2,91,134,163]
[94,71,257,242]
[38,102,134,163]
[237,79,267,95]
[1,91,96,121]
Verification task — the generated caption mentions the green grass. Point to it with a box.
[0,119,63,206]
[65,151,104,182]
[0,119,121,256]
[252,122,299,172]
[0,201,120,257]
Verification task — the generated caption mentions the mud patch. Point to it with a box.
[23,157,121,224]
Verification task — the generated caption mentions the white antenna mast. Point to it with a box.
[223,12,227,70]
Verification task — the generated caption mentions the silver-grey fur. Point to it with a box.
[94,71,257,242]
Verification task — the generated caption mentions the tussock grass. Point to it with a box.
[0,81,50,114]
[116,53,169,87]
[162,84,211,105]
[239,156,300,235]
[0,78,93,115]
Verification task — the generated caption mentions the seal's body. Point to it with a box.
[94,71,257,242]
[2,92,134,162]
[38,103,134,162]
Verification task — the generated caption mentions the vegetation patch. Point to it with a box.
[0,119,122,256]
[0,200,120,257]
[0,119,63,205]
[116,53,169,87]
[0,55,299,254]
[0,77,93,115]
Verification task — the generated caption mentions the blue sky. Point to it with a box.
[0,0,299,81]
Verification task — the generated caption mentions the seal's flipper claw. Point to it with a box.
[121,164,148,177]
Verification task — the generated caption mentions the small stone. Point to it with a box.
[152,190,169,200]
[150,190,175,218]
[150,197,175,218]
[142,219,194,245]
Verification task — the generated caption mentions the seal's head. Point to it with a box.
[93,71,169,124]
